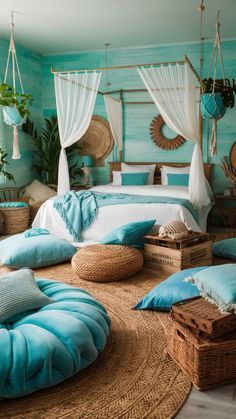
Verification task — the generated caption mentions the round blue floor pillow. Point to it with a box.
[0,278,111,399]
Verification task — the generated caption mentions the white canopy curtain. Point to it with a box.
[138,62,213,208]
[104,95,123,159]
[54,71,101,195]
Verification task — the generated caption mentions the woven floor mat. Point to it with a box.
[0,264,191,419]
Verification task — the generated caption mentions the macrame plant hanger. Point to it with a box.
[201,11,226,156]
[3,11,26,159]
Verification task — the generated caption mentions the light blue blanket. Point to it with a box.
[53,190,199,242]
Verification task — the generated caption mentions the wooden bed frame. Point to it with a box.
[109,162,212,184]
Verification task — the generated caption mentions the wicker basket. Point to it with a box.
[0,205,30,234]
[171,297,236,339]
[164,316,236,391]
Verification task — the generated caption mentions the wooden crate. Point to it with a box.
[171,297,236,339]
[164,316,236,391]
[144,232,212,273]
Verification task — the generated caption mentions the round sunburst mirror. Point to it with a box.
[150,115,185,150]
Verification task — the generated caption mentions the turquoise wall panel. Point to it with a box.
[0,38,42,187]
[42,39,236,192]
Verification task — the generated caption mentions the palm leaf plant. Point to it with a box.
[0,147,15,183]
[23,116,84,185]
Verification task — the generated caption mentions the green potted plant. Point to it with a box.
[0,147,15,183]
[23,115,84,185]
[0,83,33,126]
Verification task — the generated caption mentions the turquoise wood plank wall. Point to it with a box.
[0,38,42,187]
[42,39,236,192]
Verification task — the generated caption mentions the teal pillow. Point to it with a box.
[0,233,77,269]
[185,264,236,313]
[100,219,156,248]
[121,172,149,186]
[167,173,189,186]
[0,201,28,208]
[213,238,236,260]
[135,267,207,311]
[0,269,53,323]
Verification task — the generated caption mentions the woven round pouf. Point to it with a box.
[72,244,144,282]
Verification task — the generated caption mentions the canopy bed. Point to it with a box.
[33,161,212,244]
[33,56,214,243]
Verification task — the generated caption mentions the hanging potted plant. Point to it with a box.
[0,83,33,125]
[201,78,235,117]
[200,12,236,155]
[0,12,33,160]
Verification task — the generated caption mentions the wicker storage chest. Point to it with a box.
[144,232,212,273]
[164,316,236,391]
[171,297,236,339]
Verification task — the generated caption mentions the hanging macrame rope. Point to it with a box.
[3,11,26,159]
[207,11,226,155]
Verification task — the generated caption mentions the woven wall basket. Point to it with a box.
[78,115,114,166]
[0,206,30,234]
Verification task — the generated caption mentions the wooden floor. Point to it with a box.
[177,383,236,418]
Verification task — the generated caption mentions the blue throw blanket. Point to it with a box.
[53,190,199,242]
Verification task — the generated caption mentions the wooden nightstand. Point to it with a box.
[72,184,91,191]
[214,194,236,227]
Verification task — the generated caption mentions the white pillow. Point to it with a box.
[23,180,57,204]
[112,171,122,185]
[161,165,190,185]
[121,163,156,185]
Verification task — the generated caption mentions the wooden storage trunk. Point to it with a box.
[171,297,236,339]
[144,232,212,273]
[165,316,236,391]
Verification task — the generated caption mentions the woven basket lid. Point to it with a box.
[78,115,114,166]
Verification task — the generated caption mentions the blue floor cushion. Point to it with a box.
[0,278,111,398]
[213,238,236,260]
[185,264,236,313]
[135,267,208,311]
[0,232,77,269]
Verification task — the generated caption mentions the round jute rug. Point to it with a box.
[0,264,191,419]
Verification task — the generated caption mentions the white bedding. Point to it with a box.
[33,185,211,246]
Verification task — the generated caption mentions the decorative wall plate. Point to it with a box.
[78,115,114,166]
[150,115,185,150]
[230,141,236,169]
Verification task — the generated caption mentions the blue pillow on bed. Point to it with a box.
[134,266,208,311]
[0,232,77,269]
[167,173,189,186]
[121,172,149,186]
[100,219,156,248]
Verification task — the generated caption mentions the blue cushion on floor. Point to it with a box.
[185,264,236,313]
[0,278,111,398]
[135,267,208,311]
[100,219,156,248]
[0,233,76,269]
[213,238,236,260]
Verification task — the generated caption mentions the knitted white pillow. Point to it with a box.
[24,180,56,204]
